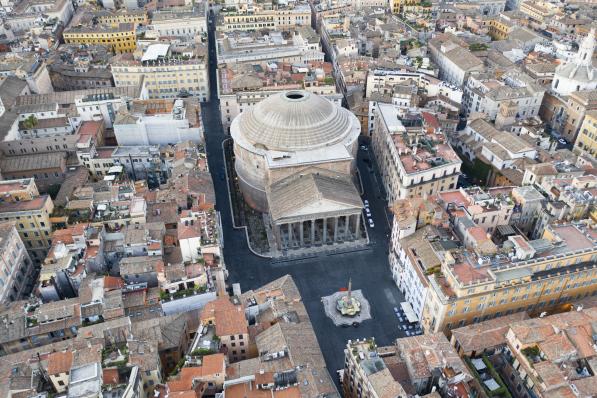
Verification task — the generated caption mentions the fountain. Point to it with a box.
[336,278,361,317]
[322,278,371,327]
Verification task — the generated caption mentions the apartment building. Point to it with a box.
[0,298,81,354]
[343,334,474,398]
[149,5,207,38]
[453,117,538,173]
[0,193,54,263]
[94,9,148,26]
[111,43,209,101]
[216,28,324,66]
[371,103,461,203]
[390,187,517,318]
[538,175,597,221]
[222,275,339,397]
[8,0,75,33]
[450,309,597,398]
[218,61,340,130]
[462,71,545,121]
[573,110,597,158]
[220,4,311,31]
[63,23,137,54]
[113,98,202,146]
[428,33,484,87]
[488,16,514,40]
[200,297,249,363]
[419,221,597,335]
[559,90,597,143]
[519,0,557,24]
[0,222,33,304]
[0,152,68,192]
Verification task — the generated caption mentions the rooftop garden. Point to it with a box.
[160,284,208,301]
[469,43,489,52]
[102,343,129,368]
[465,355,512,398]
[82,316,104,327]
[522,346,544,364]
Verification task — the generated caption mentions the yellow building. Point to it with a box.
[0,191,54,263]
[519,1,555,23]
[573,110,597,158]
[391,0,401,13]
[420,222,597,335]
[488,17,514,40]
[63,23,136,53]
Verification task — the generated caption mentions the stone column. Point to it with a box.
[333,217,339,241]
[310,219,315,244]
[344,215,350,239]
[288,223,293,247]
[322,218,327,243]
[275,225,283,250]
[355,214,361,239]
[299,222,304,246]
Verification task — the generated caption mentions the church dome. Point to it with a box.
[236,90,356,151]
[552,28,597,96]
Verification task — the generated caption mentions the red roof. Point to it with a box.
[103,276,124,291]
[78,120,103,135]
[47,351,73,375]
[103,368,120,385]
[421,111,440,130]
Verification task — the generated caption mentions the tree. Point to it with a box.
[22,115,38,129]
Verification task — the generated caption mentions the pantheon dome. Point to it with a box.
[231,90,361,212]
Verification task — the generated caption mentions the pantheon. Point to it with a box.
[230,90,366,252]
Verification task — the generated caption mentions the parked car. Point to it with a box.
[364,200,370,207]
[368,219,375,228]
[365,208,371,217]
[558,138,567,145]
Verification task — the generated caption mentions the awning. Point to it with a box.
[401,301,418,323]
[108,165,123,174]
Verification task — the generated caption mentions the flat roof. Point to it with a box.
[141,43,170,62]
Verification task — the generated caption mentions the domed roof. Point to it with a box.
[237,90,355,151]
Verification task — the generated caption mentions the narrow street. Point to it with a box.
[201,17,405,387]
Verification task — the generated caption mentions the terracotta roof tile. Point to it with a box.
[103,276,124,291]
[200,297,248,337]
[47,350,73,375]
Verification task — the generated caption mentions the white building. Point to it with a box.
[371,104,461,203]
[178,210,221,262]
[462,71,545,120]
[216,28,324,66]
[454,117,537,169]
[389,225,443,322]
[149,5,207,38]
[551,29,596,96]
[111,146,167,183]
[75,92,131,129]
[428,36,484,87]
[114,99,203,146]
[7,0,74,33]
[0,222,34,304]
